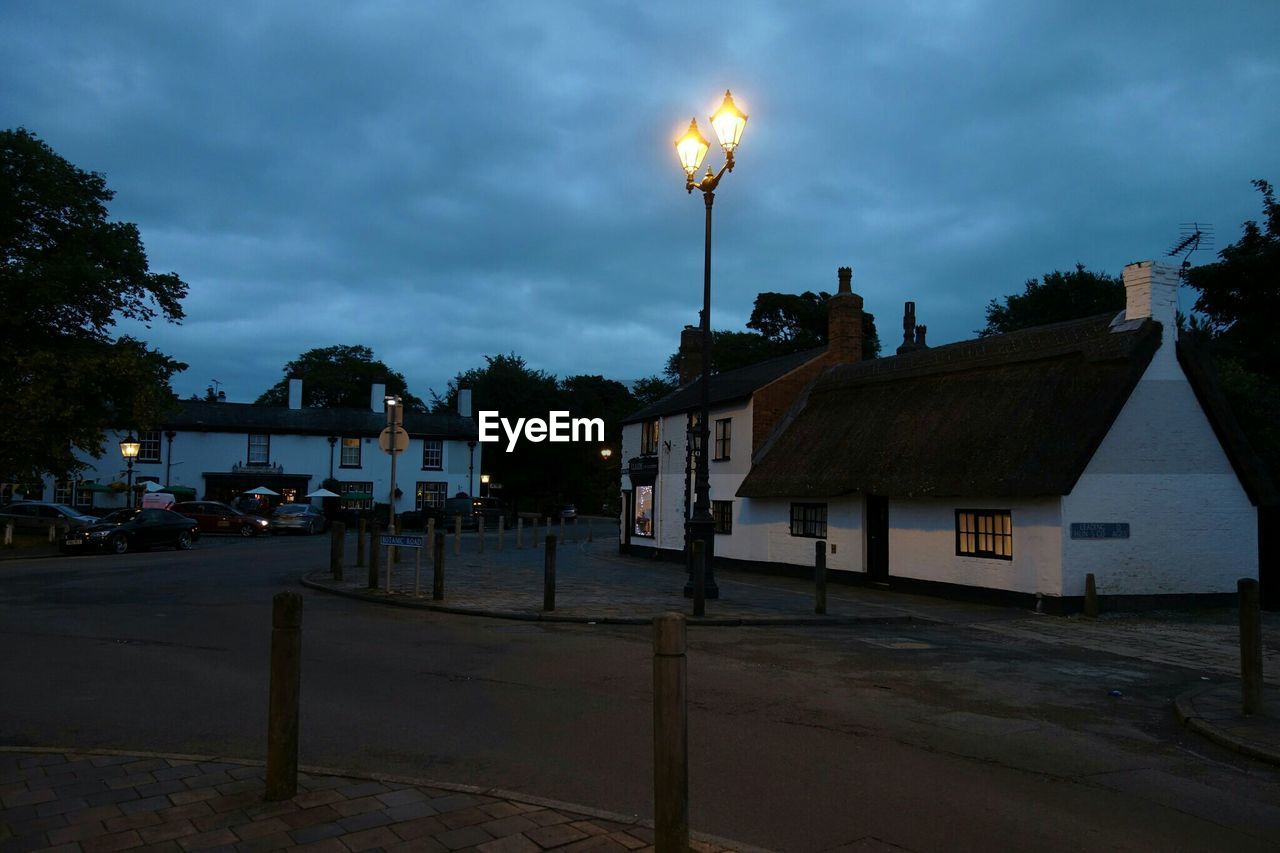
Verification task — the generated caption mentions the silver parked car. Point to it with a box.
[270,503,327,535]
[0,501,99,532]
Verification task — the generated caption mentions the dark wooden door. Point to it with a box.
[866,494,889,583]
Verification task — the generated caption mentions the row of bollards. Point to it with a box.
[264,588,695,850]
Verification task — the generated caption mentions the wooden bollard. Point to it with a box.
[559,516,566,544]
[653,613,689,850]
[329,521,345,581]
[368,523,380,590]
[479,516,486,553]
[413,538,422,597]
[355,518,366,568]
[815,540,827,615]
[265,592,303,801]
[48,523,57,543]
[517,517,524,549]
[588,518,593,543]
[1084,573,1099,618]
[543,535,557,611]
[692,540,705,618]
[426,517,435,555]
[454,515,461,556]
[4,521,13,546]
[1240,578,1263,715]
[433,532,445,601]
[497,516,504,551]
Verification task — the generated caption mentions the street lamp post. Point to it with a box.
[119,433,141,509]
[674,90,747,600]
[467,440,477,498]
[480,473,490,497]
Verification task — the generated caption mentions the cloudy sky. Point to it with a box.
[4,1,1278,403]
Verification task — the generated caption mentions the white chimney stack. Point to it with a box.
[288,378,302,410]
[458,388,472,418]
[1122,260,1181,378]
[370,383,386,413]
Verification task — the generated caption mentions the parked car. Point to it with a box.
[0,501,99,532]
[271,503,327,535]
[557,504,578,520]
[61,508,199,555]
[172,501,271,536]
[471,497,512,525]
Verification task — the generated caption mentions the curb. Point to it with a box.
[0,745,773,853]
[300,572,917,627]
[1172,684,1280,767]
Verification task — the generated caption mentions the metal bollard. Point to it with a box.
[1240,578,1263,715]
[329,521,345,581]
[815,540,827,615]
[368,523,380,590]
[692,540,706,617]
[356,518,366,568]
[1084,573,1099,618]
[652,613,689,850]
[543,535,557,611]
[433,532,445,601]
[265,592,303,801]
[454,515,461,556]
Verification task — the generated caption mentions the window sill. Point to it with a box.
[339,464,362,469]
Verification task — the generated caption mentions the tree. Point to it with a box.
[630,376,676,408]
[0,127,188,482]
[256,345,425,411]
[979,264,1124,337]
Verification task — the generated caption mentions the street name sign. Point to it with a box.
[380,534,425,548]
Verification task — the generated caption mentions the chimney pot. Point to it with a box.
[288,378,302,410]
[370,383,386,413]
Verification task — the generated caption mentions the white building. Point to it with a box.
[622,261,1275,610]
[34,381,480,516]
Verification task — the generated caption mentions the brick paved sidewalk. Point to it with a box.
[0,750,753,853]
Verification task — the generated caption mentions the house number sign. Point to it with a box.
[1070,522,1130,540]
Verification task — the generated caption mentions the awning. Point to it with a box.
[168,486,197,496]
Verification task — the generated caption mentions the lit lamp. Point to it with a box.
[600,447,613,461]
[480,473,490,497]
[119,433,141,509]
[673,90,748,600]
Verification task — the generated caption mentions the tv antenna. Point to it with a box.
[1166,222,1213,279]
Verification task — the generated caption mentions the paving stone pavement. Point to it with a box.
[0,750,756,853]
[1174,683,1280,766]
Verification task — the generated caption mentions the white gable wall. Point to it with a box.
[733,496,864,571]
[888,498,1063,594]
[1061,368,1256,596]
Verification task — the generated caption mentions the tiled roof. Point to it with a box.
[165,401,477,440]
[621,347,825,424]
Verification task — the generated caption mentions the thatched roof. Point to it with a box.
[622,348,824,425]
[738,314,1162,499]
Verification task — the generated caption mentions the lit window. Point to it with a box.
[640,420,660,456]
[634,484,654,537]
[790,503,827,538]
[422,439,443,470]
[340,481,373,511]
[416,481,447,511]
[340,437,361,468]
[956,510,1013,560]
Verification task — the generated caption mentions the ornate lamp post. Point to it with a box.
[674,90,747,599]
[119,433,141,509]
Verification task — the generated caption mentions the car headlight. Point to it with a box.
[88,530,110,539]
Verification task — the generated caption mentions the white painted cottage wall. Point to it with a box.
[889,498,1063,594]
[733,497,864,571]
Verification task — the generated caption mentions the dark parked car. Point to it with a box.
[61,508,199,555]
[173,501,271,536]
[0,501,98,532]
[557,504,577,520]
[271,503,327,534]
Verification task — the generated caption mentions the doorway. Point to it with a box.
[866,494,889,583]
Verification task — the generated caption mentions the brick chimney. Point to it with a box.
[896,302,929,355]
[826,266,863,364]
[678,324,704,385]
[287,377,302,410]
[1122,260,1180,378]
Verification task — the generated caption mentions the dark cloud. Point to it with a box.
[4,1,1277,401]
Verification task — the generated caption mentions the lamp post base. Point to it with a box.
[682,517,719,599]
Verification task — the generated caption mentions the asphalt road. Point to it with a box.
[2,536,1278,851]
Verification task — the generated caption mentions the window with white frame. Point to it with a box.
[247,434,270,466]
[340,437,361,468]
[138,430,162,463]
[416,481,447,511]
[789,503,827,538]
[54,480,73,505]
[713,418,731,461]
[955,510,1013,560]
[74,481,94,508]
[422,439,443,470]
[340,481,373,510]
